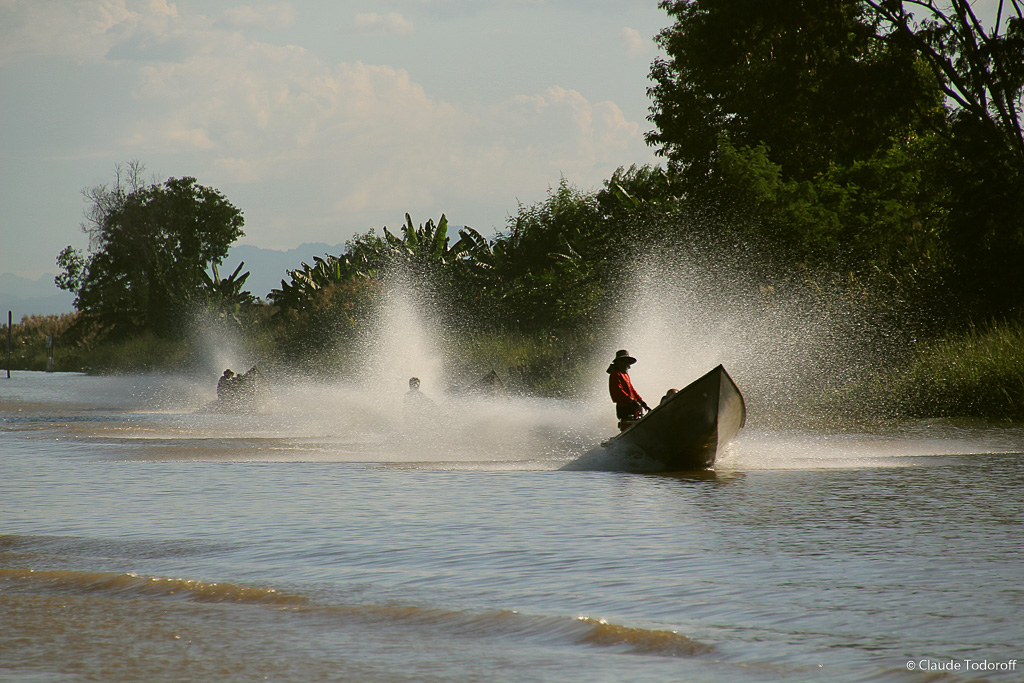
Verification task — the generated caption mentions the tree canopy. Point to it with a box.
[863,0,1024,316]
[647,0,943,181]
[57,164,245,338]
[644,0,1024,321]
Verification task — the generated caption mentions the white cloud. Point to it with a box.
[219,3,296,29]
[0,0,656,261]
[165,126,215,149]
[353,12,415,36]
[113,12,645,195]
[0,0,198,65]
[620,26,647,59]
[490,86,641,181]
[0,0,131,63]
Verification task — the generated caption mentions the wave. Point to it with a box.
[0,567,307,606]
[1,564,711,658]
[577,617,714,656]
[306,599,713,657]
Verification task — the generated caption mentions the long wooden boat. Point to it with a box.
[604,365,746,471]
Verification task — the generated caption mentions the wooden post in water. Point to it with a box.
[6,310,11,379]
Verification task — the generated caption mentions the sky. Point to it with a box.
[0,0,669,280]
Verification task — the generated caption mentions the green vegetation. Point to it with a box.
[1,313,210,374]
[873,318,1024,421]
[56,161,245,339]
[7,0,1021,419]
[2,314,82,372]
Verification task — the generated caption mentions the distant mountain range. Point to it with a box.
[0,242,348,320]
[0,272,76,320]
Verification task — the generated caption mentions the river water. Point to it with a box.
[1,371,1022,682]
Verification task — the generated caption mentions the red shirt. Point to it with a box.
[608,369,643,406]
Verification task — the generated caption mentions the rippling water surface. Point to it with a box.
[2,372,1022,682]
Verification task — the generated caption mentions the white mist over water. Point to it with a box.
[191,309,262,384]
[599,247,895,427]
[356,274,447,399]
[182,274,604,467]
[168,250,1015,471]
[336,274,608,466]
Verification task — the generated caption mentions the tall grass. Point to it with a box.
[871,317,1024,421]
[1,313,81,371]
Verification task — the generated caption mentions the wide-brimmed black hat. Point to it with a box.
[613,349,636,364]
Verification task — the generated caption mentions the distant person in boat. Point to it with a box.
[406,376,426,397]
[217,369,236,400]
[607,349,649,431]
[660,388,677,405]
[217,366,265,409]
[404,377,435,425]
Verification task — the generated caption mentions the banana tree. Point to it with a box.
[381,214,485,267]
[269,255,345,310]
[200,262,256,326]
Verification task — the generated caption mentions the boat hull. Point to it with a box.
[607,365,746,471]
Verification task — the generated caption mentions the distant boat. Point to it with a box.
[604,365,746,471]
[211,365,268,413]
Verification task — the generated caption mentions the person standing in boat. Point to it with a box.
[607,349,649,431]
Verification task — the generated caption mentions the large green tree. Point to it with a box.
[644,0,954,299]
[863,0,1024,318]
[57,164,245,337]
[864,0,1024,161]
[647,0,940,181]
[645,0,1024,320]
[481,179,612,331]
